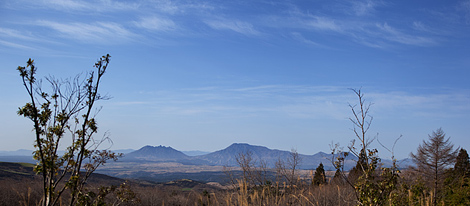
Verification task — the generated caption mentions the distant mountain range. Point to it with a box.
[182,150,211,156]
[119,143,413,170]
[0,149,135,157]
[0,149,35,156]
[0,148,207,157]
[1,143,414,171]
[193,143,343,170]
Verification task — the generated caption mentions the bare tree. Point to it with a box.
[347,88,374,173]
[332,89,400,205]
[236,151,256,185]
[331,89,374,199]
[275,149,301,188]
[410,128,458,205]
[234,151,271,187]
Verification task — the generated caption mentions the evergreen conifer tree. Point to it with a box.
[348,149,367,184]
[454,148,470,178]
[331,168,344,185]
[444,148,470,205]
[313,163,326,186]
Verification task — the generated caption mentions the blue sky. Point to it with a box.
[1,0,469,160]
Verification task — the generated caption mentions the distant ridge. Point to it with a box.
[2,143,414,171]
[196,143,359,170]
[120,143,357,170]
[182,150,210,156]
[197,143,293,167]
[0,149,33,156]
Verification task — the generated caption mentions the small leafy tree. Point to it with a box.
[410,128,458,205]
[17,54,122,206]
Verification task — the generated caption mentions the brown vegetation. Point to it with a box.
[2,144,469,206]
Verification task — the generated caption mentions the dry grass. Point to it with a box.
[0,177,42,206]
[1,176,443,206]
[0,165,443,206]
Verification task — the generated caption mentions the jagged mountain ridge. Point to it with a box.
[196,143,342,169]
[122,143,360,170]
[1,143,412,171]
[196,143,289,166]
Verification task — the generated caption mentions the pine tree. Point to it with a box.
[312,163,326,186]
[444,148,470,205]
[454,148,470,178]
[348,149,367,184]
[331,168,344,185]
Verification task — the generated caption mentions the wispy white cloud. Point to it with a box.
[182,87,218,91]
[291,32,334,48]
[97,0,141,10]
[134,16,177,32]
[113,101,150,106]
[225,85,344,98]
[146,0,181,14]
[9,0,442,49]
[36,20,136,43]
[0,27,36,41]
[369,90,470,119]
[351,0,378,16]
[29,0,140,12]
[132,85,470,123]
[204,19,261,36]
[459,0,470,24]
[229,85,280,92]
[326,0,381,17]
[133,85,350,120]
[291,19,437,48]
[42,0,88,10]
[277,100,347,120]
[350,35,387,49]
[10,0,214,14]
[277,9,343,33]
[305,16,343,32]
[261,2,443,48]
[376,23,437,46]
[144,0,214,15]
[411,21,447,35]
[412,21,429,32]
[0,27,58,50]
[0,40,37,50]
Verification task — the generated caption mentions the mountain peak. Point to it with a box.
[126,145,188,161]
[142,145,173,149]
[229,143,250,146]
[226,143,267,149]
